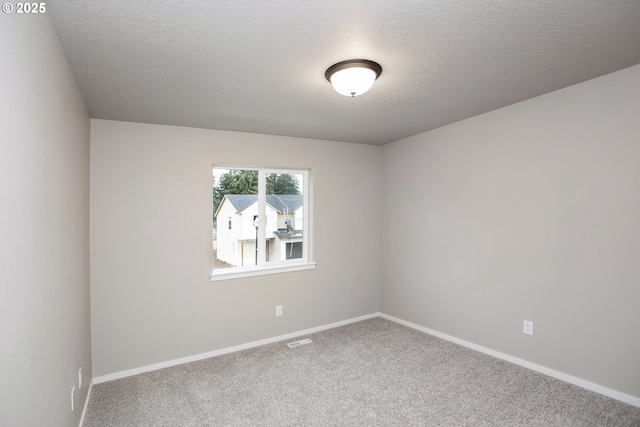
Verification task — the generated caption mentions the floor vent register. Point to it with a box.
[287,338,313,348]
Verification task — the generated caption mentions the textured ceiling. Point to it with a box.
[47,0,640,145]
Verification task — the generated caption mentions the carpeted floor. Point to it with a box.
[83,317,640,426]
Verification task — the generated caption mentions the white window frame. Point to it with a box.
[210,166,315,282]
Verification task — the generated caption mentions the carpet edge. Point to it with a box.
[92,312,381,385]
[379,312,640,408]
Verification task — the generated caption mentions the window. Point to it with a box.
[286,242,303,259]
[211,166,314,281]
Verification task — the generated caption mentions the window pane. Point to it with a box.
[213,168,259,269]
[212,166,309,277]
[265,172,304,264]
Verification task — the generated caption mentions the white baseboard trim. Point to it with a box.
[379,313,640,408]
[78,379,93,427]
[93,312,380,384]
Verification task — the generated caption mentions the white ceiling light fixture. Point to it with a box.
[325,59,382,97]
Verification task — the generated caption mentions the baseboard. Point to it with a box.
[379,313,640,408]
[93,312,380,384]
[78,379,93,427]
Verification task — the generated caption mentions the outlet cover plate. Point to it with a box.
[523,320,533,336]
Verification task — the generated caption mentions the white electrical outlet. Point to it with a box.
[71,386,76,411]
[523,320,533,336]
[275,305,283,317]
[78,368,82,389]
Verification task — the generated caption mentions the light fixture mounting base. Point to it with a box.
[325,59,383,82]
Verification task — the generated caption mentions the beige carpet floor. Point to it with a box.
[83,317,640,426]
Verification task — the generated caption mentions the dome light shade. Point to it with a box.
[325,59,382,97]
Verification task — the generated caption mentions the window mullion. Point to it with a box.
[257,169,267,265]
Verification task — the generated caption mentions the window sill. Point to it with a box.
[210,262,316,282]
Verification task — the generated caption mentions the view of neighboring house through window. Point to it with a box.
[212,167,310,276]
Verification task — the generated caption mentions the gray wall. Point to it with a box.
[381,65,640,398]
[0,15,91,426]
[90,120,382,377]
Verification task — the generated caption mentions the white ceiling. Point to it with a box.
[47,0,640,146]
